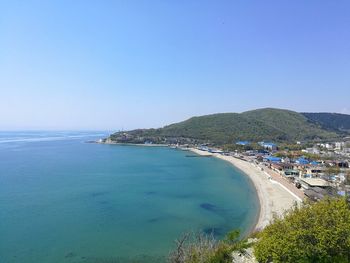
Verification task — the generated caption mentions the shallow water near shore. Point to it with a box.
[0,131,259,263]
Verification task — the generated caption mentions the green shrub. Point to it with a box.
[254,198,350,263]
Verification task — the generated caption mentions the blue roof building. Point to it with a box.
[265,156,282,163]
[296,157,309,165]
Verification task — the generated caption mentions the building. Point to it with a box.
[271,162,294,172]
[265,156,282,163]
[270,163,299,177]
[257,149,270,154]
[259,142,278,151]
[336,160,349,168]
[295,157,309,165]
[284,169,300,177]
[300,178,329,190]
[305,166,324,176]
[335,142,345,150]
[302,147,320,155]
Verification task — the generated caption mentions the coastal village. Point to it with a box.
[194,139,350,203]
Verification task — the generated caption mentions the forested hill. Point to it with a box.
[301,112,350,133]
[109,108,347,145]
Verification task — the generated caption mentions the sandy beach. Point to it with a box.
[189,148,303,231]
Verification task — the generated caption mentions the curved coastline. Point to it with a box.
[102,141,301,232]
[188,148,301,232]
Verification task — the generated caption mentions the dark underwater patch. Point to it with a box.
[200,203,217,211]
[148,217,160,223]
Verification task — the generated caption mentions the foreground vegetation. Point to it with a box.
[255,198,350,263]
[168,230,250,263]
[168,198,350,263]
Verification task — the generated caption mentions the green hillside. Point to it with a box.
[302,112,350,133]
[109,108,341,145]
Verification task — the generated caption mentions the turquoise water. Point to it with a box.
[0,132,259,263]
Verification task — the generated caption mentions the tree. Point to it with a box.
[254,198,350,263]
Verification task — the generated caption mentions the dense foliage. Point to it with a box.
[110,108,342,145]
[254,198,350,263]
[168,230,250,263]
[302,112,350,132]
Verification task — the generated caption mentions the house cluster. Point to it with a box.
[244,141,350,201]
[303,141,350,158]
[222,140,350,201]
[171,138,350,202]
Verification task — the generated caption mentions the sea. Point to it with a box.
[0,131,259,263]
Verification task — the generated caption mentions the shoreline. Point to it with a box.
[98,141,169,147]
[188,148,302,233]
[98,142,302,233]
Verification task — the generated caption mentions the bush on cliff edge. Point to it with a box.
[254,198,350,263]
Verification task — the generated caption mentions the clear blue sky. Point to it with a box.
[1,0,349,130]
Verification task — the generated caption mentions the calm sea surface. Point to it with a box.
[0,131,259,263]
